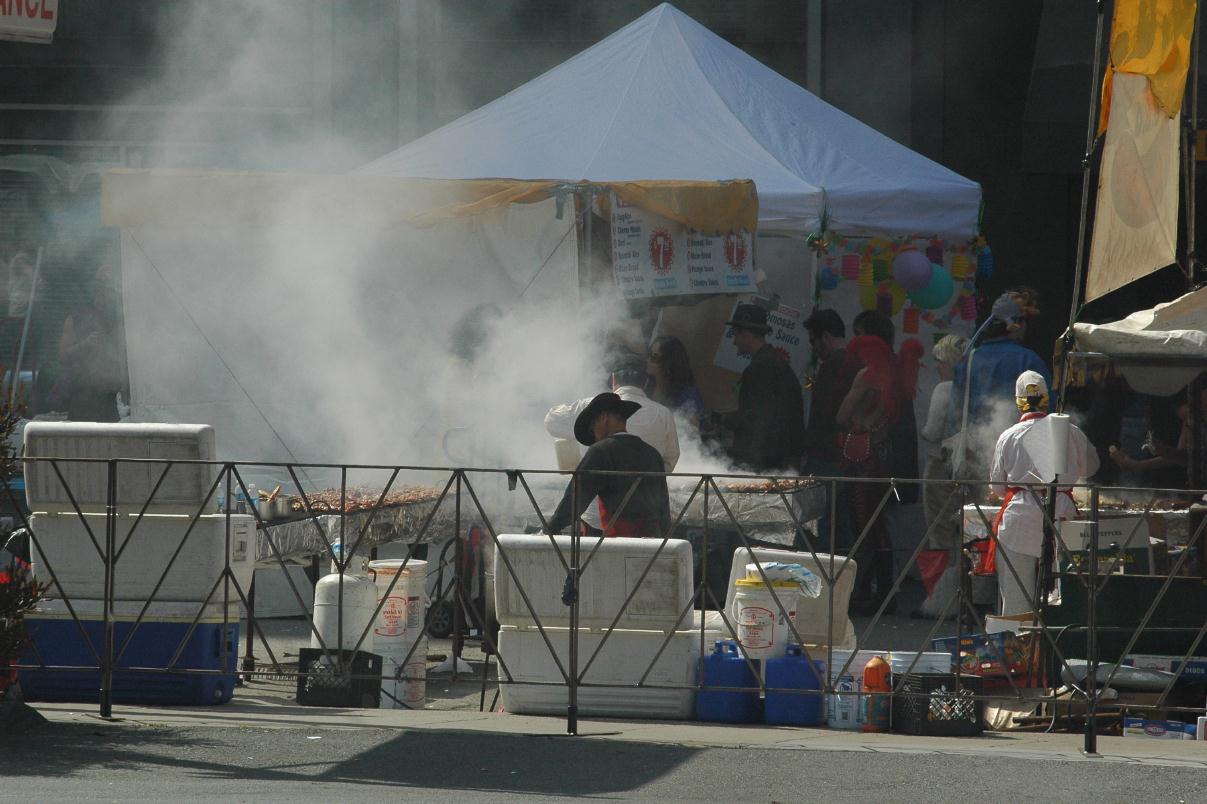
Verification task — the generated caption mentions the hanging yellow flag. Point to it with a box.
[1098,0,1197,135]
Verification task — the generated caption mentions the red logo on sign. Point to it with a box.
[724,230,747,271]
[649,229,674,274]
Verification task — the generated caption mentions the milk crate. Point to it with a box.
[891,673,983,737]
[296,649,382,709]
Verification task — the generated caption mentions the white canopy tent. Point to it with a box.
[1072,286,1207,396]
[357,3,982,240]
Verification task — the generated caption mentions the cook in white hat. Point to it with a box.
[987,371,1099,616]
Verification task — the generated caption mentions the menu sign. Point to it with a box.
[714,296,807,379]
[610,192,755,299]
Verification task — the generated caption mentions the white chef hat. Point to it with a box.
[1015,370,1048,399]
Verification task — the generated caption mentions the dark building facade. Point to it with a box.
[0,0,1201,413]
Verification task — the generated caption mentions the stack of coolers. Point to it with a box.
[18,422,254,705]
[494,534,713,719]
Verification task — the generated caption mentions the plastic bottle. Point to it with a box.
[247,484,258,514]
[862,655,891,733]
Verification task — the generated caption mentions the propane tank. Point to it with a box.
[311,572,378,653]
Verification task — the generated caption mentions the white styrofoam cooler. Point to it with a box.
[24,422,218,514]
[494,534,694,631]
[30,512,255,602]
[723,547,857,650]
[497,625,715,719]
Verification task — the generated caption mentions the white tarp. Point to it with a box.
[356,3,981,239]
[118,196,578,465]
[1073,286,1207,394]
[1086,72,1180,302]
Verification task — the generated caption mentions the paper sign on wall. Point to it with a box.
[714,296,807,379]
[610,192,755,298]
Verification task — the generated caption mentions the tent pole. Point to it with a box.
[1188,5,1200,290]
[1059,1,1108,410]
[9,246,42,408]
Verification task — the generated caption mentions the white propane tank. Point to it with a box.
[311,572,378,653]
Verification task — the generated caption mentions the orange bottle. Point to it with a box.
[862,655,891,733]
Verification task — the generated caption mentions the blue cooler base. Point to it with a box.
[19,616,239,705]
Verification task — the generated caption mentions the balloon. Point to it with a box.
[892,249,932,292]
[906,263,954,310]
[859,284,879,311]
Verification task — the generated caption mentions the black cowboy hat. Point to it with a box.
[573,392,641,447]
[724,303,771,334]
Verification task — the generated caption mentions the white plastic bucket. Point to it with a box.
[827,649,880,729]
[731,578,798,660]
[369,559,428,709]
[310,572,377,652]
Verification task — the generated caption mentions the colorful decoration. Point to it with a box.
[857,259,874,288]
[959,294,978,320]
[903,306,920,334]
[925,243,944,265]
[841,253,860,280]
[872,257,890,284]
[977,246,994,280]
[876,279,908,316]
[951,253,969,281]
[859,283,878,311]
[906,263,954,310]
[820,267,839,290]
[891,249,932,292]
[806,231,831,256]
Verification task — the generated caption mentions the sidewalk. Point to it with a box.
[30,694,1207,771]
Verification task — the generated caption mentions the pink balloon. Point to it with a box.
[892,249,932,292]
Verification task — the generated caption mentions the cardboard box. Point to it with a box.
[931,632,1026,677]
[1122,654,1207,683]
[1123,717,1197,739]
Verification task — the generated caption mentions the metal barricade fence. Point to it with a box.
[4,457,1204,750]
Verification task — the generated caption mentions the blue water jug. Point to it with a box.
[764,643,825,726]
[697,640,760,723]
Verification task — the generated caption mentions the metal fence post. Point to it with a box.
[99,458,117,719]
[567,470,579,736]
[1084,485,1100,756]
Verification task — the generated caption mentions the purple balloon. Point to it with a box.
[892,250,932,292]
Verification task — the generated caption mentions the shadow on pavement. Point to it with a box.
[0,720,700,796]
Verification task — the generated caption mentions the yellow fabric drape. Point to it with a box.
[102,170,758,234]
[1098,0,1197,135]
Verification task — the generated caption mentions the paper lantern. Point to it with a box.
[951,254,969,281]
[841,253,860,279]
[858,259,874,288]
[891,249,932,292]
[876,279,908,316]
[903,306,920,334]
[872,258,891,284]
[960,294,977,320]
[820,267,838,290]
[906,263,954,310]
[977,247,994,280]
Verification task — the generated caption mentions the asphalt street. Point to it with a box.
[2,721,1206,803]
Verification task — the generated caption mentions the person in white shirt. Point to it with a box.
[544,354,680,472]
[989,370,1099,615]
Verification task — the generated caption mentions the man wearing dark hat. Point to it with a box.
[717,303,805,472]
[545,392,671,538]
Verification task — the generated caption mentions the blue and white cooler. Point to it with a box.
[18,422,252,705]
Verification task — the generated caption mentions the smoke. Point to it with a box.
[100,2,631,487]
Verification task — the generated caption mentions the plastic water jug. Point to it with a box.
[764,644,825,726]
[862,655,891,732]
[696,640,760,723]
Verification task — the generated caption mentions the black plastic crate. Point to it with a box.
[891,673,983,737]
[296,649,383,709]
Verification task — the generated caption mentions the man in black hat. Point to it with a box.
[717,303,805,472]
[545,392,671,538]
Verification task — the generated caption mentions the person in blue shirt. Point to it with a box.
[949,291,1049,481]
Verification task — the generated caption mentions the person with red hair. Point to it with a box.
[837,314,923,615]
